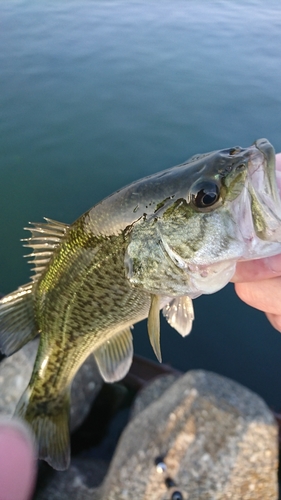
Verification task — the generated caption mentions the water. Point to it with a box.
[1,0,281,407]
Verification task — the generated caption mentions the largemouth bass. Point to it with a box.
[1,138,281,470]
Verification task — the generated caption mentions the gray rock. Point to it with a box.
[33,388,130,500]
[34,458,107,500]
[131,373,179,418]
[101,370,278,500]
[0,339,37,416]
[1,354,278,500]
[0,339,103,431]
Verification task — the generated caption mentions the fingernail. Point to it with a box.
[265,254,281,274]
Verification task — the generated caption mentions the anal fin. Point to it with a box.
[0,284,38,356]
[94,327,133,383]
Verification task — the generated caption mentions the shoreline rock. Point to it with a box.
[0,348,278,499]
[101,370,278,500]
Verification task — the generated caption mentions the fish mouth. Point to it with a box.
[245,138,281,242]
[250,139,280,211]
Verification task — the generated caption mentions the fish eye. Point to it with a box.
[191,181,220,209]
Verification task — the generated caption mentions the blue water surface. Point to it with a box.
[1,0,281,406]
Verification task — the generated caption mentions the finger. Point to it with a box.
[233,254,281,283]
[265,312,281,332]
[234,276,281,315]
[0,417,37,500]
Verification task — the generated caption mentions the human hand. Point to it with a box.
[0,417,37,500]
[232,153,281,332]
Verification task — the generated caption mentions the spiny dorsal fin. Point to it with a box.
[162,296,194,337]
[147,294,162,362]
[22,218,69,282]
[93,327,133,382]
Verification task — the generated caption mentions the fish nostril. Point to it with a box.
[229,147,241,156]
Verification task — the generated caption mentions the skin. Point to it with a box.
[2,153,281,495]
[233,153,281,332]
[0,418,37,500]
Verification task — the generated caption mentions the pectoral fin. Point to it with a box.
[162,296,194,337]
[94,327,133,383]
[147,294,162,362]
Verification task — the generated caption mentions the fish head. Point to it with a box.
[125,139,281,297]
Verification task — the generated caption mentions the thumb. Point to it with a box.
[0,417,37,500]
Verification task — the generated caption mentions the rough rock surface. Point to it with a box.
[0,339,103,430]
[0,340,37,416]
[101,370,278,500]
[1,356,278,499]
[131,373,179,417]
[34,458,106,500]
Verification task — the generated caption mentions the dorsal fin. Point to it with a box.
[22,218,69,282]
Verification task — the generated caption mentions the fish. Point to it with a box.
[1,138,281,470]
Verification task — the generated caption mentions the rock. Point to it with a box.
[0,339,103,431]
[1,352,278,499]
[34,388,131,500]
[101,370,278,500]
[34,458,106,500]
[131,373,179,418]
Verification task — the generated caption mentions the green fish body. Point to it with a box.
[1,138,281,469]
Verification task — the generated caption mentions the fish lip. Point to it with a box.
[254,138,275,162]
[247,139,279,204]
[238,139,281,244]
[247,145,265,180]
[250,138,275,177]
